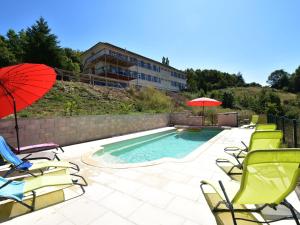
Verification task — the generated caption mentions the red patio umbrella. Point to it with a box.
[0,63,56,152]
[187,97,222,126]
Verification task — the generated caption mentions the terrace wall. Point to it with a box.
[0,114,170,147]
[0,112,240,147]
[217,112,238,127]
[170,112,203,126]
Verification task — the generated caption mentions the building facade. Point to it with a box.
[80,42,186,91]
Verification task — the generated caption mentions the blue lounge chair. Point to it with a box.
[0,136,79,177]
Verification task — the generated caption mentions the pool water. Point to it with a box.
[93,128,222,164]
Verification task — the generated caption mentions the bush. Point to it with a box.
[221,91,234,108]
[132,86,173,113]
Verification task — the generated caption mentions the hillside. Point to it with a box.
[225,87,297,103]
[16,81,178,118]
[13,81,299,119]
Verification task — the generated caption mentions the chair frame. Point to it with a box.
[0,173,88,211]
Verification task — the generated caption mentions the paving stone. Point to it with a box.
[99,191,143,217]
[129,203,184,225]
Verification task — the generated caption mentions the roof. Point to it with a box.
[81,42,186,73]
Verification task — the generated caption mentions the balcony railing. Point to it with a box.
[84,49,135,67]
[95,66,137,81]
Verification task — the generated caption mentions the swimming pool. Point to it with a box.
[93,128,222,164]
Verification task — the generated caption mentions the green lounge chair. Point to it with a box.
[255,123,277,131]
[0,168,87,211]
[201,149,300,225]
[218,131,283,178]
[224,130,283,159]
[223,126,278,160]
[241,115,259,128]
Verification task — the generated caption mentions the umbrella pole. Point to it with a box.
[12,99,20,153]
[202,105,204,126]
[0,83,20,153]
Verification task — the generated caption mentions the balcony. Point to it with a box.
[85,49,135,68]
[95,66,136,81]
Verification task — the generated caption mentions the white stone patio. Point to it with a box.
[3,127,300,225]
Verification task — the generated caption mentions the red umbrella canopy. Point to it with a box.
[187,97,222,107]
[0,63,56,118]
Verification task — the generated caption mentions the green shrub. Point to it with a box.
[221,91,234,108]
[133,86,173,113]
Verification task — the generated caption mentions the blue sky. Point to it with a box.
[1,0,300,84]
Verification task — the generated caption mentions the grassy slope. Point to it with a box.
[16,81,297,118]
[226,87,297,103]
[18,81,136,118]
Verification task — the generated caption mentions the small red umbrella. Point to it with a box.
[187,97,222,125]
[0,63,56,152]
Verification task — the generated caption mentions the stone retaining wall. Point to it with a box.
[0,114,170,147]
[170,112,203,126]
[217,112,238,127]
[0,111,240,147]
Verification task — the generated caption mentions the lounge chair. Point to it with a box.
[217,130,283,178]
[0,136,79,177]
[201,149,300,225]
[13,142,64,154]
[0,168,87,211]
[255,123,277,131]
[241,115,259,128]
[224,130,283,159]
[1,136,61,161]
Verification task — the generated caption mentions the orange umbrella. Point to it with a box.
[187,97,222,125]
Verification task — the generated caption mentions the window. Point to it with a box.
[133,72,138,78]
[141,73,145,80]
[111,66,117,73]
[117,67,121,74]
[147,75,152,81]
[154,77,158,82]
[130,57,137,63]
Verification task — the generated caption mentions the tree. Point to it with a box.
[222,91,234,108]
[267,69,290,89]
[186,69,198,92]
[235,72,245,86]
[60,48,82,72]
[0,35,17,67]
[23,17,62,67]
[292,66,300,92]
[162,57,166,64]
[165,57,169,65]
[6,29,25,63]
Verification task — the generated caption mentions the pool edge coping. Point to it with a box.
[81,126,228,169]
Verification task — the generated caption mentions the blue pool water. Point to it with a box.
[93,128,222,164]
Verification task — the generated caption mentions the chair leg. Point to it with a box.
[282,200,300,225]
[71,174,88,195]
[31,190,36,211]
[218,181,238,225]
[69,162,80,172]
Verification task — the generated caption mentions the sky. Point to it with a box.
[1,0,300,84]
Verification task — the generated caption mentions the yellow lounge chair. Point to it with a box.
[201,149,300,225]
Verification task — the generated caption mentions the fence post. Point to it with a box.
[281,117,285,143]
[293,119,298,148]
[267,114,270,123]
